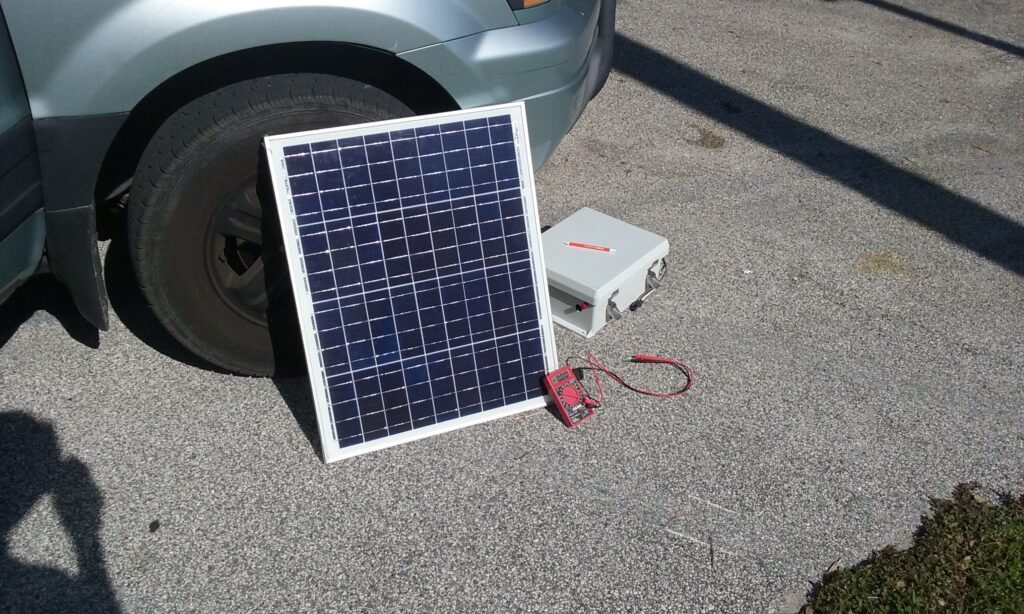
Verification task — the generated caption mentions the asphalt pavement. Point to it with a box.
[2,0,1022,611]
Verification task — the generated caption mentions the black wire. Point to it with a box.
[565,359,601,407]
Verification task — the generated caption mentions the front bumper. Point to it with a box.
[399,0,616,169]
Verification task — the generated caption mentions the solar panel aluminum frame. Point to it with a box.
[263,102,558,462]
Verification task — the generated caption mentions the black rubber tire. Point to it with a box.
[127,74,412,375]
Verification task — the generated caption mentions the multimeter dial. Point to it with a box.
[560,385,581,405]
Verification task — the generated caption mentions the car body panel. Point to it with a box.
[0,6,42,300]
[401,0,610,166]
[0,6,27,130]
[0,209,44,303]
[0,0,516,118]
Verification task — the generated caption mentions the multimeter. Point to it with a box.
[542,365,595,428]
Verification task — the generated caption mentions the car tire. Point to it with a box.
[127,74,412,375]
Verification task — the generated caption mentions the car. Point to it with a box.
[0,0,615,375]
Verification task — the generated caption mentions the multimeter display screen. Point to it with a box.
[554,372,569,382]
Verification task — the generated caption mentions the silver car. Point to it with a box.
[0,0,614,374]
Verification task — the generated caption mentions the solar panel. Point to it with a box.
[264,102,557,462]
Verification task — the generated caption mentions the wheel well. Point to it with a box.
[94,41,460,206]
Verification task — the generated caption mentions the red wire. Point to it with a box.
[568,352,695,402]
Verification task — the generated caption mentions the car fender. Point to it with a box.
[2,0,515,119]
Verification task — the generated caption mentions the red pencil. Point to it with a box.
[565,241,615,253]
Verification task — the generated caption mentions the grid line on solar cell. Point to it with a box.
[279,114,547,450]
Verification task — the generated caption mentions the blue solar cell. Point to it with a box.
[332,264,359,288]
[311,140,338,152]
[457,389,482,413]
[393,138,417,158]
[344,165,370,187]
[384,257,412,281]
[468,146,493,167]
[471,163,496,186]
[420,172,446,195]
[398,178,424,199]
[289,174,318,195]
[444,149,469,170]
[515,303,539,325]
[406,387,429,406]
[365,301,392,324]
[495,160,518,181]
[318,170,345,191]
[347,184,374,206]
[406,233,432,254]
[286,154,314,175]
[361,410,387,434]
[442,298,469,321]
[447,168,472,189]
[404,214,430,236]
[313,150,341,170]
[336,415,363,439]
[292,193,321,215]
[365,142,392,164]
[376,182,401,205]
[503,215,527,237]
[433,392,457,414]
[395,309,419,331]
[352,224,379,245]
[319,329,346,351]
[441,126,467,151]
[300,233,328,254]
[269,108,553,460]
[479,220,503,241]
[492,141,515,161]
[465,128,490,149]
[446,318,471,343]
[416,136,442,156]
[315,309,343,331]
[489,123,513,143]
[377,219,404,241]
[428,210,453,229]
[481,237,506,257]
[321,190,348,213]
[369,161,396,182]
[395,157,420,179]
[322,345,348,368]
[304,252,332,273]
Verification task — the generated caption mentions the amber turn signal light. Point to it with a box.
[507,0,551,9]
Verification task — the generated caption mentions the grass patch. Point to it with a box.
[805,483,1024,613]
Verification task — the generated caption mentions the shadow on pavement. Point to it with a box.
[0,276,99,351]
[0,412,120,613]
[613,33,1024,276]
[831,0,1024,59]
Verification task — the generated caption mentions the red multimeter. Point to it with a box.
[543,365,595,428]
